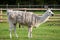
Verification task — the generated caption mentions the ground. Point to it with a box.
[0,22,60,40]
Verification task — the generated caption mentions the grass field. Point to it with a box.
[0,22,60,40]
[0,11,60,40]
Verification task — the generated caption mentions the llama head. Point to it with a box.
[46,8,54,16]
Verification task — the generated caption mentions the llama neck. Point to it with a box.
[40,13,50,23]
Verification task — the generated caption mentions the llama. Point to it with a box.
[7,9,54,38]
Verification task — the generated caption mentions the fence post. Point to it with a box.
[24,8,27,12]
[18,3,19,10]
[0,8,3,22]
[44,5,48,8]
[6,4,8,9]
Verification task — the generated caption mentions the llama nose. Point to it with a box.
[52,14,54,16]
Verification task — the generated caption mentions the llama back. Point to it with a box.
[17,12,33,25]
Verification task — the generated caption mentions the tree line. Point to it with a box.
[0,0,60,5]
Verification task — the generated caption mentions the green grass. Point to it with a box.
[0,22,60,40]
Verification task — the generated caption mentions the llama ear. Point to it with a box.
[47,8,51,10]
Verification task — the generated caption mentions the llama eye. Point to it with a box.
[49,12,51,13]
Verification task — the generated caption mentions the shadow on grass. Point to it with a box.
[0,36,30,40]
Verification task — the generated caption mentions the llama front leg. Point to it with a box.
[14,23,18,38]
[28,26,32,38]
[9,23,13,38]
[9,27,12,39]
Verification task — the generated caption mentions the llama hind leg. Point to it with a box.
[28,26,32,38]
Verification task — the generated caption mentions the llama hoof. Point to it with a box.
[28,36,32,38]
[10,37,12,39]
[16,36,18,38]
